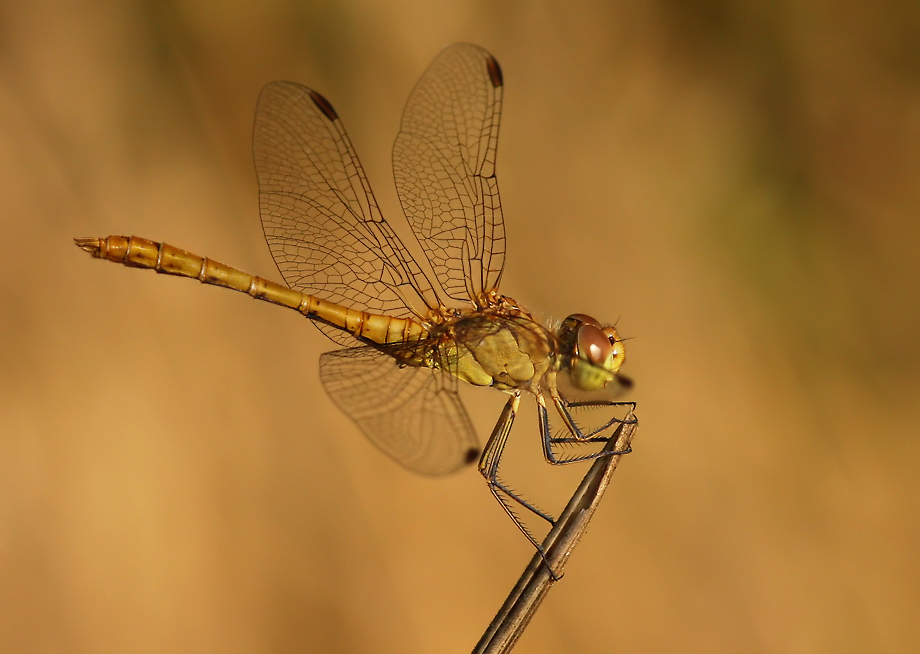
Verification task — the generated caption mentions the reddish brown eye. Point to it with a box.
[567,313,601,328]
[577,324,612,366]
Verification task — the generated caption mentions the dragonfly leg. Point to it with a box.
[539,393,635,465]
[563,398,638,438]
[479,392,562,580]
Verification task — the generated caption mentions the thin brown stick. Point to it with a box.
[472,411,638,654]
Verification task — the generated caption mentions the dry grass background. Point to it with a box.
[2,1,918,652]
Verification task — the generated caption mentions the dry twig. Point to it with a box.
[473,411,638,653]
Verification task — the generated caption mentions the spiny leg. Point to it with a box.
[563,398,638,438]
[540,393,635,465]
[478,392,561,580]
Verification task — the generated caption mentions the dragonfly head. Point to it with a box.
[557,313,627,392]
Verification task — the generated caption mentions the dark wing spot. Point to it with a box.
[308,90,338,121]
[486,56,503,88]
[465,447,481,465]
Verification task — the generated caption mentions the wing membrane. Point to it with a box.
[393,43,506,304]
[254,81,441,346]
[320,346,480,476]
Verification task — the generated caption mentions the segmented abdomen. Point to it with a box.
[74,235,428,345]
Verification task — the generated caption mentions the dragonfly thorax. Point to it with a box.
[435,299,556,392]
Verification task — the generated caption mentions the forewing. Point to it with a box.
[393,43,505,304]
[254,81,440,346]
[320,346,480,476]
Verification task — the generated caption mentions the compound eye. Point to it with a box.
[577,324,612,366]
[566,313,601,328]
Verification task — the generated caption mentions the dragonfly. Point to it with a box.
[75,43,635,569]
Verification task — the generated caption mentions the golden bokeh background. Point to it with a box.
[2,1,918,652]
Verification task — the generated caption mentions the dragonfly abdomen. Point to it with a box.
[74,235,427,345]
[297,294,428,344]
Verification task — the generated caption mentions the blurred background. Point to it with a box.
[2,1,918,652]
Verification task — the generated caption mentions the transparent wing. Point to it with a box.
[320,346,480,476]
[254,81,441,346]
[393,43,505,304]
